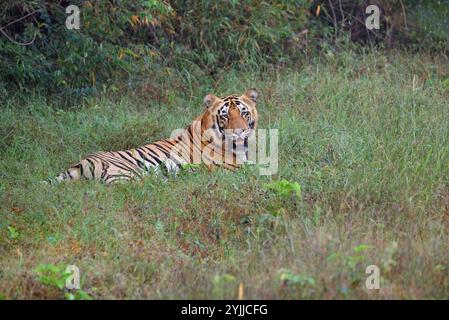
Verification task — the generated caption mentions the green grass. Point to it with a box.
[1,51,448,299]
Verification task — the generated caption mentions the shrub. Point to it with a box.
[0,0,447,98]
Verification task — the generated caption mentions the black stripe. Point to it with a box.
[108,159,139,174]
[141,146,163,165]
[86,158,96,178]
[97,154,139,174]
[163,139,178,147]
[153,143,182,168]
[136,148,158,166]
[123,151,146,170]
[116,151,137,165]
[154,142,172,154]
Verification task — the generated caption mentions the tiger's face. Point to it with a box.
[202,89,259,143]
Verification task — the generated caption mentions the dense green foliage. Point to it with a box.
[1,0,448,98]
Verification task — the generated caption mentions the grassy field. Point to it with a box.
[0,51,448,299]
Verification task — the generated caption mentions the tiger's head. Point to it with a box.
[201,89,259,143]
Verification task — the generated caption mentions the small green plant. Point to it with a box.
[277,269,316,299]
[263,179,302,216]
[353,244,374,254]
[325,244,375,291]
[179,163,201,175]
[181,163,200,170]
[278,269,316,286]
[7,226,19,240]
[35,263,92,300]
[64,290,93,300]
[346,244,373,269]
[35,264,71,290]
[263,179,302,199]
[327,245,374,270]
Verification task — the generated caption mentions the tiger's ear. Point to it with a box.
[203,93,218,108]
[244,88,258,103]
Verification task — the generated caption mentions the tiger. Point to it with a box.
[49,89,259,185]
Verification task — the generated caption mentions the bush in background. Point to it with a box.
[0,0,447,100]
